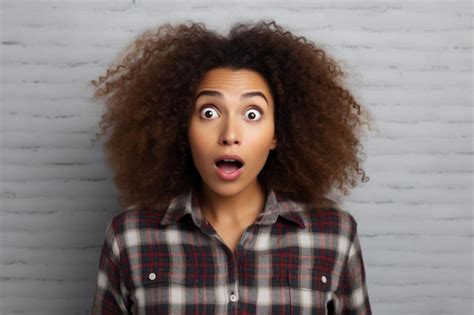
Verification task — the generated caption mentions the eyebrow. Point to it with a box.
[194,90,269,105]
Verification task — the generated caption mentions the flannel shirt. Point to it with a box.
[91,186,372,314]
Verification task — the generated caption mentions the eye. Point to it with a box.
[199,106,219,119]
[245,108,262,121]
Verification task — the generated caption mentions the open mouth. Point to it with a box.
[215,159,244,174]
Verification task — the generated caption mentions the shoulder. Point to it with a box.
[107,206,168,237]
[300,198,358,241]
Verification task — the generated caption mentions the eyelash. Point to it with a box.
[198,104,263,120]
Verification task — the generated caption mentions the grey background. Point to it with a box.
[1,0,472,314]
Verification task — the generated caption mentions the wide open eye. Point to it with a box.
[245,108,262,121]
[200,106,219,119]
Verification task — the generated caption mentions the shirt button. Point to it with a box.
[229,293,238,303]
[148,272,157,281]
[321,275,327,283]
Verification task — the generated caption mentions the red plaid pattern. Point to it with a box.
[91,187,372,314]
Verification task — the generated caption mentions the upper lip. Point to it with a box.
[214,154,245,165]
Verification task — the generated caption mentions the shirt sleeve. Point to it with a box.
[333,222,372,314]
[91,219,132,314]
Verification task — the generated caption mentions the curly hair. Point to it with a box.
[90,20,374,211]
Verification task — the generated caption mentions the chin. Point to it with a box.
[201,179,249,197]
[210,184,245,197]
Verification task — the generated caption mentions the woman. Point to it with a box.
[90,20,373,315]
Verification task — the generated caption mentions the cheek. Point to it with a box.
[247,135,275,163]
[249,123,275,148]
[188,126,211,162]
[187,120,203,148]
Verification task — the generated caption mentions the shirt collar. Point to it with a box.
[160,186,306,229]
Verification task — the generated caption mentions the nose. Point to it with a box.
[218,117,240,146]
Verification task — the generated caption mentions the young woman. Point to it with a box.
[90,20,373,315]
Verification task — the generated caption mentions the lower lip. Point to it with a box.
[214,164,243,181]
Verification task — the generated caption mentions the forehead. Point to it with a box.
[196,68,272,96]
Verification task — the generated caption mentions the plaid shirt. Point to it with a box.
[91,187,372,314]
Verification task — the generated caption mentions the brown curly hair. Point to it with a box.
[90,20,374,211]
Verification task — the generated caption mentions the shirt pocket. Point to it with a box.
[135,265,217,314]
[287,268,333,315]
[141,266,201,287]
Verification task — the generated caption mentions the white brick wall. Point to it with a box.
[1,0,472,314]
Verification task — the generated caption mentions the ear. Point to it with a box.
[270,136,277,150]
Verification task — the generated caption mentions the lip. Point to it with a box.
[214,154,245,165]
[214,163,243,181]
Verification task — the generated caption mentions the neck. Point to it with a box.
[196,180,266,226]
